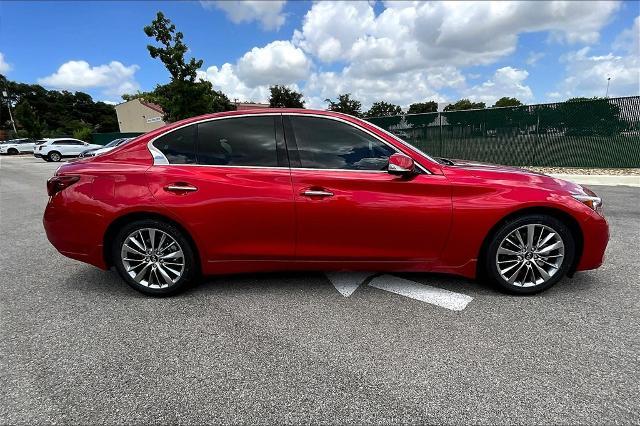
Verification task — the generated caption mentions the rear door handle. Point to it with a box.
[301,189,334,197]
[164,183,198,193]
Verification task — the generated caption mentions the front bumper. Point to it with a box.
[575,213,609,271]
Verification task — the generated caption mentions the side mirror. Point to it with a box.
[388,153,415,175]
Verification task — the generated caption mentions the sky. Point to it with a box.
[0,0,638,110]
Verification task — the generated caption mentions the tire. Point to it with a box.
[484,214,575,295]
[112,219,198,296]
[43,157,52,162]
[48,151,62,162]
[8,148,18,155]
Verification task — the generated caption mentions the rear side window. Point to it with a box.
[153,125,196,164]
[197,116,278,167]
[289,116,395,170]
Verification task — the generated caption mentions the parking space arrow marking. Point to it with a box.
[325,272,374,297]
[368,275,473,311]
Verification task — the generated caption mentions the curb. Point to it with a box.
[549,174,640,188]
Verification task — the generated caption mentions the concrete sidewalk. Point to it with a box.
[549,174,640,187]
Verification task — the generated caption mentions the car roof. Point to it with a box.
[144,108,358,139]
[42,138,84,142]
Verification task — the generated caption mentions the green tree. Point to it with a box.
[269,85,304,108]
[1,74,118,137]
[325,93,362,117]
[408,101,438,114]
[493,97,522,108]
[72,125,93,142]
[443,99,486,111]
[365,101,402,118]
[560,97,623,136]
[14,101,44,139]
[144,12,202,82]
[142,11,235,121]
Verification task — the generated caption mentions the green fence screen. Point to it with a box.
[367,96,640,168]
[91,132,144,146]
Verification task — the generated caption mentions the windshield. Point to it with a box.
[105,138,124,147]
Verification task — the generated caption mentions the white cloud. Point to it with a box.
[554,17,640,99]
[198,40,309,103]
[199,1,627,110]
[236,40,310,87]
[304,66,463,110]
[526,51,545,66]
[197,63,270,103]
[293,2,375,63]
[293,0,620,76]
[464,67,534,105]
[38,60,140,97]
[201,0,286,30]
[0,52,11,74]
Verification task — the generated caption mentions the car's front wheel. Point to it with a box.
[112,219,197,296]
[8,148,19,155]
[485,214,575,294]
[48,151,62,162]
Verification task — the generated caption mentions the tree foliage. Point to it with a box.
[325,93,362,117]
[493,97,522,108]
[144,12,202,82]
[138,11,235,122]
[365,101,402,118]
[443,99,486,111]
[0,74,118,139]
[269,85,304,108]
[408,101,438,114]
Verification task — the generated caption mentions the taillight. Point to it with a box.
[47,175,80,196]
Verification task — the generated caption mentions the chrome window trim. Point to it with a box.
[147,112,430,174]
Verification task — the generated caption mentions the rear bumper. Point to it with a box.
[43,199,108,270]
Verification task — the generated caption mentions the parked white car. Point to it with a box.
[0,138,36,155]
[79,137,132,158]
[34,138,101,162]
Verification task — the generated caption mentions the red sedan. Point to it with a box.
[43,109,609,296]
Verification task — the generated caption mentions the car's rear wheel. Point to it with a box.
[485,214,575,294]
[8,148,18,155]
[48,151,62,162]
[112,219,197,296]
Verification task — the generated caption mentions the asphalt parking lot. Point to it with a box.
[1,155,639,424]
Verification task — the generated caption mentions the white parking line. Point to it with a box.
[368,275,473,311]
[325,272,374,297]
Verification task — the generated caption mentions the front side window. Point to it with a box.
[153,125,196,164]
[289,116,395,170]
[197,116,278,167]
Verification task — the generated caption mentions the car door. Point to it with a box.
[68,140,89,155]
[285,114,452,262]
[19,140,35,153]
[147,114,296,262]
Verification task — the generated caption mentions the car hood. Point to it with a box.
[442,159,584,194]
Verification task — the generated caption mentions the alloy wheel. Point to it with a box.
[120,228,185,288]
[495,224,565,288]
[50,152,61,162]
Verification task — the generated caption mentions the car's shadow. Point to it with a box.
[61,266,529,299]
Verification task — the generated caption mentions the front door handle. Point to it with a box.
[301,189,334,197]
[164,183,198,193]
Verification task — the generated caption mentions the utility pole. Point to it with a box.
[2,90,18,135]
[605,77,611,98]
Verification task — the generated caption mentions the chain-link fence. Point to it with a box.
[367,96,640,168]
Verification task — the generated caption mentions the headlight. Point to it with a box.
[572,186,603,214]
